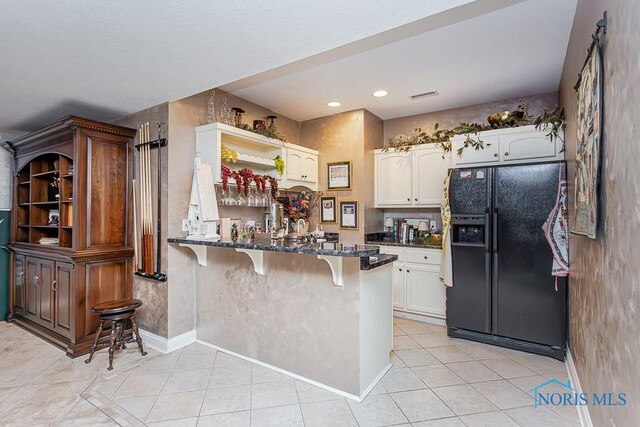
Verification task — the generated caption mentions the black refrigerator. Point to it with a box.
[446,162,567,360]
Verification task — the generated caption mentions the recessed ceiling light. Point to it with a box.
[372,90,388,98]
[327,101,342,107]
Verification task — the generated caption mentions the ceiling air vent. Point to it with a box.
[409,90,439,100]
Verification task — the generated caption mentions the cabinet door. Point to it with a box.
[501,132,558,162]
[451,135,500,167]
[375,152,412,206]
[302,154,317,182]
[405,264,445,317]
[412,148,450,206]
[38,259,55,328]
[286,149,303,180]
[392,263,405,309]
[54,262,73,337]
[13,255,26,315]
[26,258,40,319]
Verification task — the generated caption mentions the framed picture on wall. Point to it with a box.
[327,161,351,190]
[320,197,336,223]
[339,201,358,229]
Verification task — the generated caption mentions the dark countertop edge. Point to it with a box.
[365,240,443,250]
[168,237,380,258]
[360,254,398,271]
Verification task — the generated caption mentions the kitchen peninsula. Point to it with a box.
[168,237,397,400]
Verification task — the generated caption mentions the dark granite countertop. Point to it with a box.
[168,237,381,257]
[360,254,398,270]
[365,240,442,250]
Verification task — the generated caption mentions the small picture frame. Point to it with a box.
[327,161,351,190]
[339,201,358,229]
[48,209,60,226]
[320,197,337,223]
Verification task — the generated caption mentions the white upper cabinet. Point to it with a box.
[375,145,450,208]
[451,125,563,168]
[284,143,319,190]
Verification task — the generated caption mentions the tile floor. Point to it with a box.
[0,318,579,426]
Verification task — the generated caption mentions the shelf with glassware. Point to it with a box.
[196,122,318,191]
[15,153,74,248]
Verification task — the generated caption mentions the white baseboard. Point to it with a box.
[196,339,386,402]
[139,329,196,354]
[393,310,446,326]
[566,346,592,427]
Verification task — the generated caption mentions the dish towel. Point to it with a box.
[440,170,453,287]
[542,164,570,290]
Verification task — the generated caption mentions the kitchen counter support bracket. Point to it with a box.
[317,255,344,287]
[179,243,208,266]
[236,249,265,275]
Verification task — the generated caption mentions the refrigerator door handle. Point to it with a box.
[492,209,498,253]
[484,212,491,252]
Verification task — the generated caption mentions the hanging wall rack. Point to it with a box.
[134,121,168,282]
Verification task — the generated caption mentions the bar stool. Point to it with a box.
[85,298,147,370]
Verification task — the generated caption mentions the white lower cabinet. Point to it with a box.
[379,246,445,319]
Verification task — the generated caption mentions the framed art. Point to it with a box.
[327,161,351,190]
[339,201,358,229]
[320,196,336,223]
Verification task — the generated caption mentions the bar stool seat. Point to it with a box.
[85,298,147,370]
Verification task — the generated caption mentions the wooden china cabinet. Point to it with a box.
[5,116,136,357]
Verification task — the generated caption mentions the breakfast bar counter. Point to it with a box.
[169,237,395,400]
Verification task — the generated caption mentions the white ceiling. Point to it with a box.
[0,0,482,131]
[228,0,578,121]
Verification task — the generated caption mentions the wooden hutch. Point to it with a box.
[4,116,136,357]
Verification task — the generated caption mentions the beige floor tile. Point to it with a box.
[130,352,181,375]
[368,382,387,395]
[394,349,442,367]
[481,358,537,379]
[446,361,501,383]
[510,355,567,377]
[251,379,298,409]
[200,385,251,416]
[454,343,505,360]
[251,404,304,427]
[347,393,408,427]
[412,417,465,426]
[412,365,466,388]
[432,384,498,416]
[113,372,169,397]
[175,352,216,371]
[58,398,119,426]
[251,364,290,383]
[181,342,218,355]
[504,405,575,427]
[390,351,408,369]
[507,375,549,396]
[146,390,206,423]
[0,387,17,402]
[380,367,427,393]
[393,335,421,350]
[549,403,581,426]
[112,394,158,421]
[295,380,343,403]
[214,352,251,368]
[301,399,358,427]
[147,417,199,426]
[397,322,435,335]
[162,368,212,394]
[197,410,250,426]
[459,410,519,426]
[209,364,252,388]
[471,380,533,409]
[412,333,456,348]
[391,389,454,422]
[429,346,474,363]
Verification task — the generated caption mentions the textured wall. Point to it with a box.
[195,248,361,394]
[300,110,367,243]
[558,1,640,425]
[113,103,170,337]
[363,110,385,234]
[383,92,558,144]
[0,130,29,210]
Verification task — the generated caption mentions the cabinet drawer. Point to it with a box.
[378,246,405,262]
[406,249,442,265]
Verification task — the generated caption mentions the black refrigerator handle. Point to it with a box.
[484,212,491,252]
[492,209,498,253]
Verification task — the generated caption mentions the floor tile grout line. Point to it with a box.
[195,347,218,420]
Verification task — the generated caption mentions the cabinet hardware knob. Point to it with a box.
[486,143,492,146]
[34,275,39,287]
[424,256,428,259]
[414,198,418,201]
[19,272,24,279]
[52,280,57,291]
[505,152,509,156]
[406,270,410,273]
[493,153,498,158]
[407,198,410,201]
[399,268,402,271]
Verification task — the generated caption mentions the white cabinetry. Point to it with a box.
[375,145,450,208]
[284,144,319,190]
[451,125,563,168]
[378,246,445,320]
